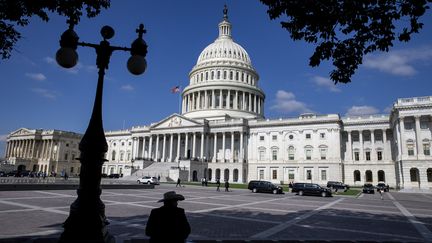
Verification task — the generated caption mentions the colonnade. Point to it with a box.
[132,131,247,163]
[5,139,56,160]
[395,115,432,157]
[345,129,391,161]
[182,89,263,115]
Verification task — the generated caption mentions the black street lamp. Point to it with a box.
[56,18,147,242]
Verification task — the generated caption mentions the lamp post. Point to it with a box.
[56,18,147,242]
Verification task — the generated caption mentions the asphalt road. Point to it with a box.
[0,184,431,242]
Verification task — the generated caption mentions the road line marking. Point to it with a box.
[191,197,286,213]
[34,190,73,197]
[387,192,395,200]
[0,199,69,215]
[251,198,345,239]
[298,224,422,241]
[0,229,62,239]
[392,199,432,242]
[197,212,280,224]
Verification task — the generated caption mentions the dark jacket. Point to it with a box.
[145,205,191,243]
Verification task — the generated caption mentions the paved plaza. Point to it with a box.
[0,184,432,242]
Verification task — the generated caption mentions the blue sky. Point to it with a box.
[1,1,432,157]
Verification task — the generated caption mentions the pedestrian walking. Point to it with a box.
[64,172,68,180]
[176,178,181,187]
[157,175,160,182]
[378,188,383,200]
[225,180,230,192]
[216,178,220,191]
[145,191,191,243]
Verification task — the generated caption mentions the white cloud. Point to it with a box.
[43,56,55,64]
[25,72,46,81]
[311,75,341,92]
[31,88,60,99]
[0,135,7,142]
[271,90,312,114]
[383,106,393,113]
[345,105,379,116]
[364,46,432,76]
[121,84,134,91]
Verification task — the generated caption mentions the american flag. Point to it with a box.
[171,86,180,93]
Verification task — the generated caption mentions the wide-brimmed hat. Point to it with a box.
[157,191,185,202]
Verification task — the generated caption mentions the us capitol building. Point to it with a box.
[4,8,432,191]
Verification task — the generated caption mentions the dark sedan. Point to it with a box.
[362,183,375,194]
[376,182,389,192]
[292,183,332,197]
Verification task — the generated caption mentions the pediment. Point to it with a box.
[151,114,202,129]
[9,128,34,136]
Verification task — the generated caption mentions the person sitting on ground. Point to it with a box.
[145,191,191,243]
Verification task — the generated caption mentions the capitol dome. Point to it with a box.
[181,6,265,121]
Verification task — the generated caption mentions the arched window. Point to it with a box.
[200,73,203,81]
[120,151,124,161]
[211,71,214,80]
[354,170,361,182]
[229,71,233,80]
[288,146,295,160]
[205,72,208,80]
[427,168,432,182]
[378,170,385,182]
[192,171,198,181]
[410,168,419,182]
[233,169,239,182]
[223,71,227,79]
[235,72,239,81]
[216,169,221,180]
[208,168,212,181]
[365,170,373,182]
[217,71,220,79]
[111,151,116,161]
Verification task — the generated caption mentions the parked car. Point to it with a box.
[326,181,349,191]
[108,173,120,179]
[291,183,332,197]
[247,180,283,194]
[376,182,389,192]
[362,183,375,194]
[19,170,31,177]
[0,171,5,177]
[137,176,159,185]
[101,173,108,178]
[6,170,18,177]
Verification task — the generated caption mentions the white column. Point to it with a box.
[258,97,261,115]
[382,129,387,160]
[133,137,138,159]
[204,91,208,109]
[155,135,160,161]
[253,94,257,113]
[184,133,189,158]
[162,134,166,162]
[41,140,46,159]
[169,134,174,162]
[213,133,217,162]
[5,141,10,157]
[359,131,364,161]
[205,133,209,160]
[231,132,234,162]
[200,133,204,159]
[141,137,147,158]
[347,131,352,161]
[212,90,215,108]
[235,91,238,109]
[227,90,231,109]
[198,92,201,109]
[242,92,246,110]
[192,132,197,158]
[415,115,422,156]
[240,132,244,162]
[222,132,226,162]
[176,133,181,161]
[371,130,375,160]
[219,90,223,109]
[149,136,153,160]
[249,93,252,111]
[399,117,406,157]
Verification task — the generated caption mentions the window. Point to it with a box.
[354,170,361,182]
[259,136,264,141]
[71,153,76,161]
[128,142,131,146]
[288,169,295,180]
[64,153,69,161]
[66,143,69,147]
[121,142,124,146]
[306,170,312,180]
[320,133,325,139]
[420,120,429,129]
[120,152,124,161]
[306,134,311,139]
[404,120,414,130]
[427,168,432,182]
[321,170,327,181]
[410,168,419,182]
[272,169,277,179]
[272,149,278,160]
[211,71,214,80]
[272,135,277,141]
[424,141,430,155]
[217,71,220,79]
[288,146,295,160]
[111,151,116,161]
[407,140,414,156]
[377,151,382,160]
[259,150,265,161]
[259,169,264,180]
[305,147,312,160]
[70,167,74,173]
[354,152,360,161]
[289,135,294,140]
[320,147,327,160]
[127,152,131,161]
[365,151,371,161]
[223,71,227,79]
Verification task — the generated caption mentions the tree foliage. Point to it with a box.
[260,0,432,83]
[0,0,110,59]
